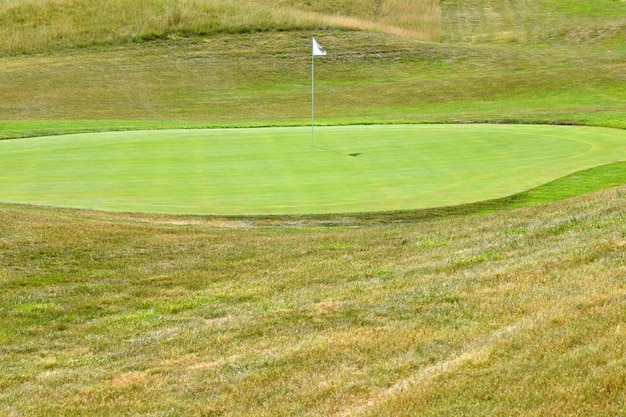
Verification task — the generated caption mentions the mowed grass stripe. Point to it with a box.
[1,124,625,215]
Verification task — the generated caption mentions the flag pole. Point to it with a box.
[312,45,315,147]
[311,37,326,148]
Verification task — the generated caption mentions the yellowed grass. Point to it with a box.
[278,0,442,41]
[378,0,441,38]
[2,186,626,415]
[0,0,440,55]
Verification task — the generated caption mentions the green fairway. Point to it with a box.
[1,124,625,215]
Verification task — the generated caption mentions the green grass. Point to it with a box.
[381,161,626,224]
[1,124,625,215]
[1,31,624,128]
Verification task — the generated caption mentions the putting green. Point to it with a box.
[1,124,625,215]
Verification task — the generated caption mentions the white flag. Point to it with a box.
[312,37,327,56]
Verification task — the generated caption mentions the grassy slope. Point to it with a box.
[1,187,625,416]
[1,0,626,415]
[0,0,442,55]
[1,1,625,132]
[1,31,624,129]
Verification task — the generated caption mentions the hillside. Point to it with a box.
[0,0,441,55]
[1,0,624,55]
[1,0,625,133]
[2,186,626,416]
[1,1,626,416]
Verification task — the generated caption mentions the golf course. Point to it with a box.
[1,0,626,416]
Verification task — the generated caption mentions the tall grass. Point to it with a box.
[0,0,309,55]
[1,0,623,55]
[275,0,441,40]
[442,0,626,44]
[0,0,441,56]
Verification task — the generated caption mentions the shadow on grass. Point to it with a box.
[313,145,363,158]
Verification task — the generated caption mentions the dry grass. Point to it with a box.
[0,0,441,56]
[276,0,441,41]
[1,187,625,415]
[2,0,624,56]
[442,0,626,45]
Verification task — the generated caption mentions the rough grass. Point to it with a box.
[1,186,625,416]
[442,0,626,45]
[0,0,441,56]
[1,31,624,128]
[1,1,624,127]
[1,0,623,56]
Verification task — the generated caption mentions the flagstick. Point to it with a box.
[311,51,315,147]
[311,37,326,148]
